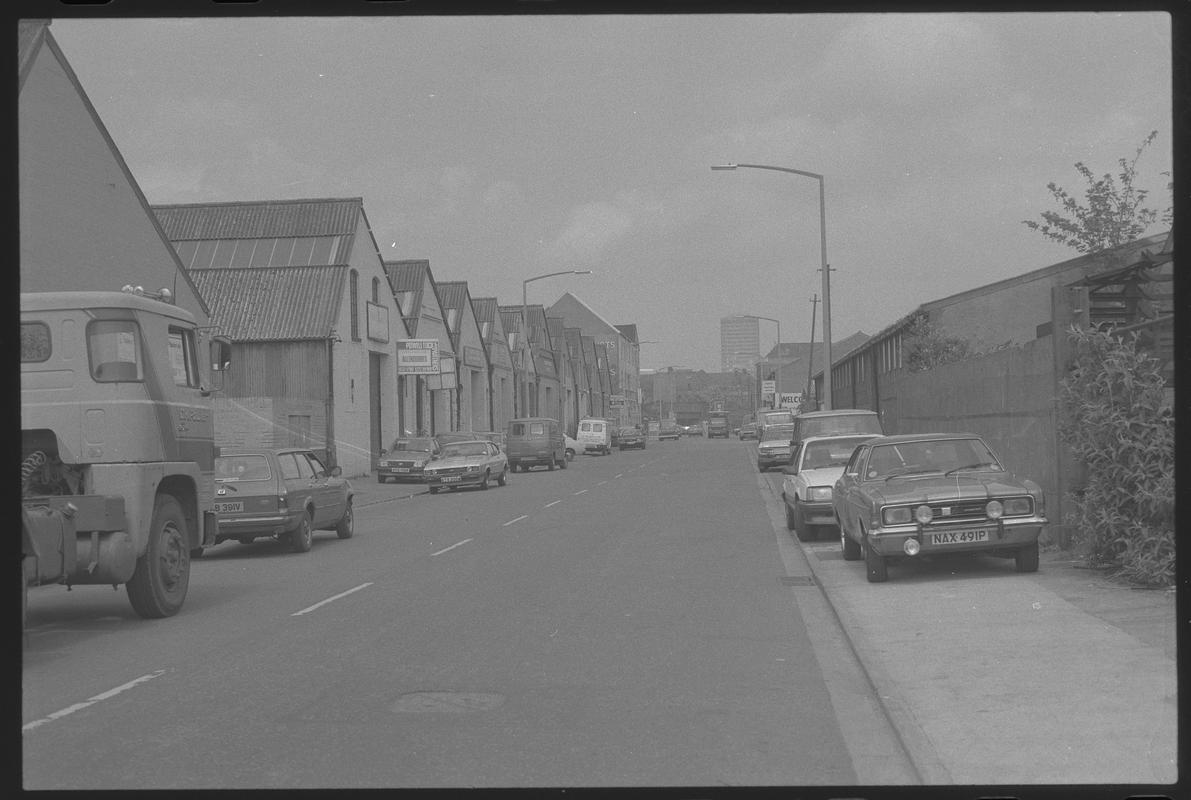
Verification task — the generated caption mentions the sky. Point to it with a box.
[47,11,1173,373]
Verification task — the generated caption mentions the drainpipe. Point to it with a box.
[325,331,337,467]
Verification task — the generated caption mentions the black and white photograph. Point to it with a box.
[19,4,1178,794]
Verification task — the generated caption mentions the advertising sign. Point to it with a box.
[609,394,626,407]
[761,380,776,399]
[397,339,439,375]
[779,392,802,409]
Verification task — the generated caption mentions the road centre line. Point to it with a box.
[503,515,528,526]
[573,489,588,495]
[543,500,561,508]
[430,539,473,556]
[292,582,373,615]
[24,670,166,731]
[596,481,607,486]
[615,473,623,478]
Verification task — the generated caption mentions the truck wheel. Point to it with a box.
[127,494,191,618]
[290,512,313,553]
[336,500,354,539]
[565,448,575,462]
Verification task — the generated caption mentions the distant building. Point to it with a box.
[720,315,760,372]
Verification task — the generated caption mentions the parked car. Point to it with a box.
[375,436,441,483]
[791,409,884,449]
[658,425,681,441]
[756,423,796,471]
[423,439,509,493]
[506,417,567,472]
[781,434,879,541]
[213,448,354,552]
[618,427,646,450]
[686,422,704,437]
[576,417,613,455]
[739,422,759,440]
[832,433,1047,583]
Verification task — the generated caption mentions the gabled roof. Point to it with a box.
[549,291,622,337]
[384,259,447,337]
[614,324,638,344]
[153,197,363,241]
[189,266,345,340]
[471,297,504,345]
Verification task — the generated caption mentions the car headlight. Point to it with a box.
[883,506,912,525]
[914,505,933,524]
[808,486,832,502]
[986,499,1004,519]
[1001,497,1033,516]
[465,464,481,472]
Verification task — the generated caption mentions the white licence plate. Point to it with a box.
[930,529,990,545]
[214,501,243,513]
[393,467,411,473]
[441,476,462,483]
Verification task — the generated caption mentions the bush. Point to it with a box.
[1059,326,1174,586]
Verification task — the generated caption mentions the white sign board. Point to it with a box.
[761,380,776,399]
[397,339,439,375]
[779,392,802,408]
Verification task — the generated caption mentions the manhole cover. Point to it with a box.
[779,575,815,586]
[392,692,505,713]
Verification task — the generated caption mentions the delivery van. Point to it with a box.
[506,417,567,472]
[576,417,612,455]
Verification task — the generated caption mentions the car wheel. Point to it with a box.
[565,449,575,462]
[497,468,507,487]
[126,494,190,618]
[863,530,887,582]
[289,512,313,554]
[841,526,861,560]
[783,497,796,531]
[1015,540,1040,572]
[792,501,814,542]
[336,499,354,539]
[377,476,387,484]
[479,470,490,490]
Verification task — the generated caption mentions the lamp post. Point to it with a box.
[520,270,592,417]
[639,340,661,419]
[712,162,832,409]
[742,314,780,409]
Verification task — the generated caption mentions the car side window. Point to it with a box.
[278,453,302,480]
[291,454,315,479]
[844,447,865,476]
[305,452,329,478]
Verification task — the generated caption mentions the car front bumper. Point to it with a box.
[796,499,836,527]
[377,466,427,481]
[425,471,486,488]
[868,517,1046,557]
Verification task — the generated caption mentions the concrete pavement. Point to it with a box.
[761,477,1178,787]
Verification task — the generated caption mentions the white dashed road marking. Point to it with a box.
[544,500,561,508]
[503,515,528,527]
[24,670,166,731]
[573,489,588,495]
[431,539,473,556]
[292,582,374,615]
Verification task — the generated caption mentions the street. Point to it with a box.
[23,437,916,789]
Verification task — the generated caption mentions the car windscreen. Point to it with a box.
[392,438,434,452]
[215,455,271,481]
[800,414,883,438]
[442,443,487,458]
[866,438,1002,478]
[800,437,873,470]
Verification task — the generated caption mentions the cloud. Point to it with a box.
[543,201,634,265]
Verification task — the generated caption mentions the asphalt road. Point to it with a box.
[23,437,911,789]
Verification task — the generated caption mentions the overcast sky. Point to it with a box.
[49,12,1172,372]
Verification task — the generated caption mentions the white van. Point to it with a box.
[575,417,613,455]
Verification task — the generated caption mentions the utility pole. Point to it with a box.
[806,294,818,409]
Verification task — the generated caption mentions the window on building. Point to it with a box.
[372,277,380,303]
[230,239,254,268]
[269,238,296,266]
[349,269,360,341]
[310,235,335,265]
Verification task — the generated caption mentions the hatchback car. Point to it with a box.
[781,434,879,541]
[213,448,354,553]
[756,423,796,471]
[375,436,441,483]
[739,423,759,440]
[833,433,1047,583]
[658,425,681,441]
[618,427,646,450]
[423,440,509,493]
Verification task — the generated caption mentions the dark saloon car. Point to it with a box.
[375,436,441,483]
[658,425,682,441]
[618,427,647,450]
[832,433,1047,583]
[213,448,354,553]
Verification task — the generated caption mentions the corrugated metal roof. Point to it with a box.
[383,260,428,326]
[190,266,345,341]
[436,281,469,320]
[153,197,363,240]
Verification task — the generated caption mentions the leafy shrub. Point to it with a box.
[1059,326,1174,586]
[902,311,971,371]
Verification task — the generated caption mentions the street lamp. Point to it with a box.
[741,314,780,409]
[521,269,592,417]
[712,162,832,409]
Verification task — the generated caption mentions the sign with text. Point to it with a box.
[779,392,802,408]
[397,339,439,375]
[761,380,776,399]
[609,394,626,407]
